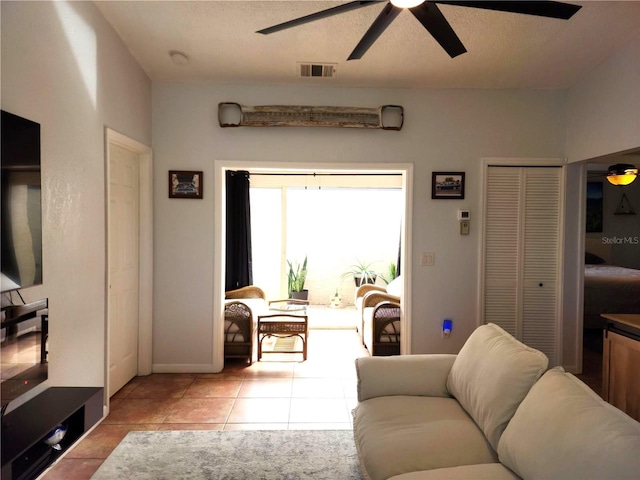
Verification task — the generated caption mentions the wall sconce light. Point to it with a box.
[606,163,638,186]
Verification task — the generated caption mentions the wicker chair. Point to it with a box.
[224,286,267,364]
[225,285,266,300]
[356,276,402,356]
[224,301,254,364]
[361,292,401,356]
[354,284,386,311]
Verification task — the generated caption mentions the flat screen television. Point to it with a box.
[1,110,46,410]
[1,110,43,293]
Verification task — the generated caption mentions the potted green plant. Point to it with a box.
[287,256,308,300]
[341,259,377,287]
[380,262,399,285]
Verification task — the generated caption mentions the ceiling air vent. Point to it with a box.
[298,63,337,78]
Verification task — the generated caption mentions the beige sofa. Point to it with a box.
[352,323,640,480]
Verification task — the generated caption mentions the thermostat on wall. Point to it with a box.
[458,209,470,221]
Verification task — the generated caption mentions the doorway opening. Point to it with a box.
[250,174,402,306]
[580,149,640,395]
[213,162,413,371]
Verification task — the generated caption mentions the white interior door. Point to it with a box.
[108,143,140,396]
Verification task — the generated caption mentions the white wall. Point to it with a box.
[561,162,586,371]
[152,83,569,367]
[566,31,640,162]
[1,1,151,410]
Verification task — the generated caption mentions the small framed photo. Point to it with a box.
[432,172,465,199]
[169,170,203,199]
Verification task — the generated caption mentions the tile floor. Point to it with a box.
[38,315,603,480]
[41,327,369,480]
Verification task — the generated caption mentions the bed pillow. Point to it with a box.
[585,252,605,264]
[446,323,548,451]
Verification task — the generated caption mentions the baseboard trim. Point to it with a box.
[152,364,222,374]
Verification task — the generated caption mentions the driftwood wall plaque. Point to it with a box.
[218,103,403,130]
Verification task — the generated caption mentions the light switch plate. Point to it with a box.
[421,252,435,266]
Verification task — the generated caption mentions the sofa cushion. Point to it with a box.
[446,323,548,450]
[388,463,521,480]
[498,367,640,480]
[353,396,498,480]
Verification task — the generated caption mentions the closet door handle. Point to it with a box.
[539,283,544,287]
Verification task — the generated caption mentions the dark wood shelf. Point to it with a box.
[1,387,103,480]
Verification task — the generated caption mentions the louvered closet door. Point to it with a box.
[484,166,561,365]
[521,168,561,363]
[484,168,522,335]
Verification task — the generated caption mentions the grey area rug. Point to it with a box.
[91,430,364,480]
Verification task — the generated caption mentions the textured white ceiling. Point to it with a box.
[94,1,640,89]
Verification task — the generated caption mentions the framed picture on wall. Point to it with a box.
[432,172,465,199]
[169,170,203,199]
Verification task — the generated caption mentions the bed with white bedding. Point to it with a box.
[584,261,640,329]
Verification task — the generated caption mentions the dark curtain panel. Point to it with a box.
[396,227,401,277]
[225,170,253,291]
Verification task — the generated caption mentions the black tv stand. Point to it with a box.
[1,387,103,480]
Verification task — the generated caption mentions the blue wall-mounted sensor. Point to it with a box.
[443,319,453,335]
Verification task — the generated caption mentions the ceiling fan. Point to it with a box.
[257,1,582,60]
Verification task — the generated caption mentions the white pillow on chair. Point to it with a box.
[386,275,402,297]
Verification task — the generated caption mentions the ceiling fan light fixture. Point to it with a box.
[606,163,638,186]
[390,0,425,9]
[257,0,581,61]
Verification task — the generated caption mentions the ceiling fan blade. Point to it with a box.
[409,2,466,58]
[348,3,402,60]
[433,1,581,20]
[257,1,381,35]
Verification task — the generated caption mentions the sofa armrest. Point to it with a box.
[355,354,457,402]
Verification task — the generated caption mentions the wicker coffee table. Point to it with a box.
[257,300,309,361]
